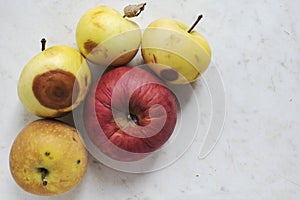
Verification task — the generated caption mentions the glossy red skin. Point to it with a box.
[83,66,177,161]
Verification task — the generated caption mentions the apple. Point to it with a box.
[76,5,145,66]
[18,39,91,118]
[141,15,212,84]
[83,66,177,161]
[9,119,89,196]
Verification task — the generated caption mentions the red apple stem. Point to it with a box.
[41,38,46,51]
[187,15,203,33]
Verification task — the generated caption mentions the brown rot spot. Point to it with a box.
[160,69,179,81]
[32,69,79,110]
[84,40,98,54]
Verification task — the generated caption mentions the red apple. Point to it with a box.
[83,66,177,161]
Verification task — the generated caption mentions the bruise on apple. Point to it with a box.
[84,40,109,59]
[152,54,157,63]
[160,69,179,81]
[32,69,79,110]
[84,39,98,54]
[193,71,201,80]
[84,75,89,87]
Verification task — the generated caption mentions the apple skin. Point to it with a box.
[9,119,89,196]
[76,5,142,66]
[83,66,177,161]
[141,18,212,84]
[18,45,91,118]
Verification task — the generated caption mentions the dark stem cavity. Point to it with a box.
[128,113,139,125]
[187,15,203,33]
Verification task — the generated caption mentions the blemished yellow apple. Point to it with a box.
[141,15,212,84]
[18,42,91,118]
[76,5,143,66]
[9,119,89,196]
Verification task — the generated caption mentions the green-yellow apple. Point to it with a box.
[141,15,212,84]
[18,42,91,118]
[9,119,89,196]
[76,5,144,66]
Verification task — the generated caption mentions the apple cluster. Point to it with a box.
[11,3,212,196]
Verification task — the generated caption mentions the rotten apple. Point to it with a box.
[76,4,146,66]
[141,15,212,84]
[17,39,91,118]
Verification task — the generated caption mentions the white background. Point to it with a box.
[1,0,300,199]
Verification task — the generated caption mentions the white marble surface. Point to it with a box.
[1,0,300,199]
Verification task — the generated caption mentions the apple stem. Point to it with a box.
[41,38,46,51]
[123,3,146,18]
[187,15,203,33]
[41,168,48,186]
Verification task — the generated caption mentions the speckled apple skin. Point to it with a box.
[9,119,89,196]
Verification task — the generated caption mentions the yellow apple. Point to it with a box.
[141,16,212,84]
[18,44,91,118]
[76,5,142,66]
[9,119,89,196]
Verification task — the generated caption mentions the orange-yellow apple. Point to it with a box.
[141,15,212,84]
[76,5,143,66]
[18,43,91,118]
[9,119,89,196]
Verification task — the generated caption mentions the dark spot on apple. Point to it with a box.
[45,152,50,156]
[153,54,157,63]
[193,72,201,80]
[195,54,200,63]
[84,40,98,54]
[160,69,179,81]
[32,69,80,110]
[84,75,88,87]
[72,136,78,143]
[77,160,81,164]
